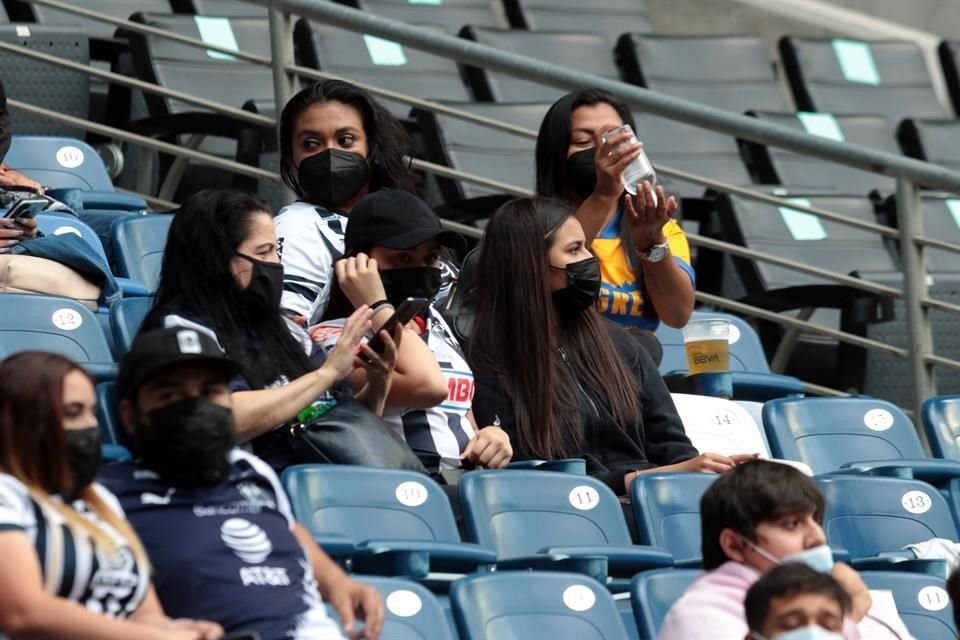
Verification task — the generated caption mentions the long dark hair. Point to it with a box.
[468,197,642,460]
[149,189,313,389]
[0,352,149,562]
[535,88,640,266]
[279,79,415,200]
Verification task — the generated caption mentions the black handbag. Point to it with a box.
[287,396,427,473]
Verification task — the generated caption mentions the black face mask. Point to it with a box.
[63,427,101,499]
[564,148,598,201]
[297,149,370,210]
[236,252,284,311]
[379,267,443,307]
[134,398,235,488]
[551,256,602,317]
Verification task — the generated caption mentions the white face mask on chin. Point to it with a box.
[750,625,844,640]
[742,537,835,574]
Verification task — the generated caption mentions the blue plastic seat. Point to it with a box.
[922,395,960,460]
[36,212,109,263]
[111,214,173,291]
[109,296,155,355]
[460,471,673,586]
[451,571,630,640]
[351,576,458,640]
[281,465,495,575]
[861,571,957,640]
[657,310,805,401]
[95,381,131,448]
[6,136,114,191]
[816,475,959,560]
[630,473,717,567]
[630,569,702,640]
[0,294,116,381]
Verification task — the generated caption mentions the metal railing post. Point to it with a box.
[897,177,936,429]
[269,5,297,203]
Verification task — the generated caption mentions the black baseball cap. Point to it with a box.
[344,189,466,254]
[118,327,242,400]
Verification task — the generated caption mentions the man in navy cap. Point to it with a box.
[99,326,384,640]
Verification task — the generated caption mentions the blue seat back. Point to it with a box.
[451,572,629,640]
[359,576,458,640]
[281,465,462,544]
[95,381,131,447]
[109,296,155,355]
[630,473,717,565]
[36,212,109,264]
[657,310,770,375]
[763,397,924,474]
[630,569,702,640]
[111,214,173,289]
[862,571,957,640]
[922,395,960,459]
[459,470,632,557]
[816,476,958,558]
[0,294,113,364]
[6,136,114,191]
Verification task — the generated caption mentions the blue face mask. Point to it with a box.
[743,538,835,574]
[751,625,844,640]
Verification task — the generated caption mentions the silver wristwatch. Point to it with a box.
[638,241,670,263]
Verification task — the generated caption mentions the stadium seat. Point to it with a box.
[460,27,620,103]
[95,381,129,447]
[349,576,458,640]
[36,212,109,263]
[898,118,960,178]
[0,294,116,381]
[459,470,673,587]
[7,136,116,192]
[294,20,471,119]
[629,473,717,566]
[101,443,133,463]
[763,397,930,474]
[0,25,90,138]
[617,35,788,112]
[742,111,897,194]
[504,0,652,38]
[184,0,268,16]
[816,475,959,561]
[281,465,496,574]
[346,0,506,31]
[451,571,631,640]
[413,101,544,207]
[111,214,173,290]
[922,395,960,460]
[861,571,958,640]
[6,0,172,42]
[109,296,155,354]
[779,37,951,124]
[630,569,702,640]
[656,310,806,401]
[671,394,774,457]
[939,41,960,116]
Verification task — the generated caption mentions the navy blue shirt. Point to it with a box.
[98,449,343,640]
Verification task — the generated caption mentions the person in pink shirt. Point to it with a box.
[744,563,849,640]
[658,460,915,640]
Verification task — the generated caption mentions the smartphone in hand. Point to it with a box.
[366,297,430,354]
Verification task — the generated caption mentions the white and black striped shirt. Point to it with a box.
[0,473,150,617]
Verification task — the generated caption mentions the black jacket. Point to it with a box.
[470,325,697,494]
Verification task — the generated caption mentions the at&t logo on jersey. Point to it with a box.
[220,518,291,587]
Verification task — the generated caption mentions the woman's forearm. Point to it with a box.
[231,367,340,441]
[639,254,695,328]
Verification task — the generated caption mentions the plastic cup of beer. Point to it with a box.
[682,319,731,375]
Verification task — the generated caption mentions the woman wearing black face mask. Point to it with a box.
[142,188,398,473]
[274,79,422,327]
[0,352,224,639]
[536,89,695,335]
[313,190,513,474]
[468,198,750,496]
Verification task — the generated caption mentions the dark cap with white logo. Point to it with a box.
[118,327,242,400]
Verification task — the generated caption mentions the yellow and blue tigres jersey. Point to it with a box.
[592,212,695,331]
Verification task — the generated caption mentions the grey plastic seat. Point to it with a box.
[898,118,960,177]
[780,37,952,125]
[504,0,652,39]
[185,0,268,16]
[8,1,171,41]
[743,111,897,195]
[460,27,620,102]
[295,19,471,118]
[349,0,506,31]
